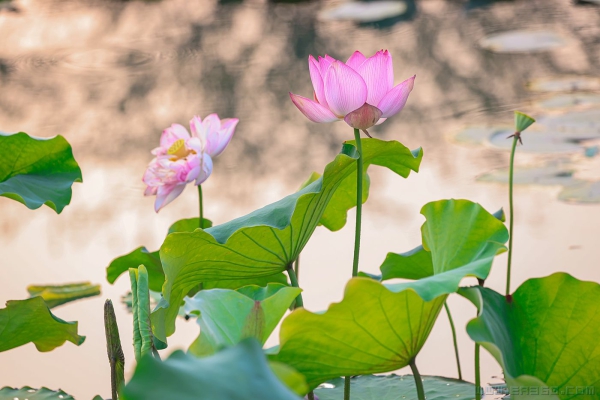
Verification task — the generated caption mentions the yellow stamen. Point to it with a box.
[167,139,189,160]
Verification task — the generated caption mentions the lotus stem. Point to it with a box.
[409,359,426,400]
[104,300,125,400]
[475,344,481,400]
[294,255,300,283]
[344,375,351,400]
[287,265,304,308]
[444,302,463,380]
[506,135,518,296]
[198,184,204,228]
[352,128,363,278]
[307,391,315,400]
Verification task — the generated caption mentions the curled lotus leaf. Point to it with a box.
[460,273,600,400]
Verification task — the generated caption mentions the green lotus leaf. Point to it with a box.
[314,374,476,400]
[269,361,310,396]
[0,132,82,213]
[27,282,101,308]
[106,218,211,292]
[120,339,302,400]
[0,297,85,352]
[460,273,600,400]
[186,283,301,356]
[270,278,445,389]
[380,199,508,301]
[0,386,75,400]
[154,139,422,340]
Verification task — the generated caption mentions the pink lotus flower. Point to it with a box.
[289,50,415,131]
[143,114,238,212]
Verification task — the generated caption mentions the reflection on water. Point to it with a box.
[1,0,599,398]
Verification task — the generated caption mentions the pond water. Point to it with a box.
[1,0,599,398]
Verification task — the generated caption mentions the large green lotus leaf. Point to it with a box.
[460,273,600,400]
[155,139,422,340]
[186,283,301,356]
[27,282,101,308]
[0,297,85,352]
[0,132,82,213]
[120,339,302,400]
[106,218,212,292]
[380,200,508,301]
[270,278,445,389]
[314,374,475,400]
[0,387,75,400]
[107,218,287,295]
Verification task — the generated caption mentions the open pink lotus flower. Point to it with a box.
[143,114,238,212]
[290,50,415,131]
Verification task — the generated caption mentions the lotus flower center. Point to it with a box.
[167,139,193,160]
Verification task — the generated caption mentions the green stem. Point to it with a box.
[198,185,204,228]
[344,375,351,400]
[444,302,463,380]
[294,255,300,283]
[307,391,315,400]
[475,344,481,400]
[506,136,518,296]
[352,128,363,278]
[409,359,426,400]
[287,266,303,308]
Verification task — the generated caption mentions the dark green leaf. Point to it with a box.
[121,339,302,400]
[0,297,85,352]
[185,283,301,356]
[0,132,82,213]
[314,375,475,400]
[460,273,600,400]
[27,282,101,308]
[155,139,422,340]
[0,387,75,400]
[380,200,508,301]
[270,278,445,389]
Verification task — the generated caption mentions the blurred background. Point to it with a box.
[0,0,599,398]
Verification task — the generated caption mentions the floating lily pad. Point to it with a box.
[314,374,475,400]
[318,1,407,22]
[27,282,101,308]
[0,386,75,400]
[528,76,600,92]
[480,30,568,53]
[453,126,511,145]
[477,163,576,186]
[488,127,599,153]
[534,94,600,109]
[558,180,600,203]
[537,109,600,134]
